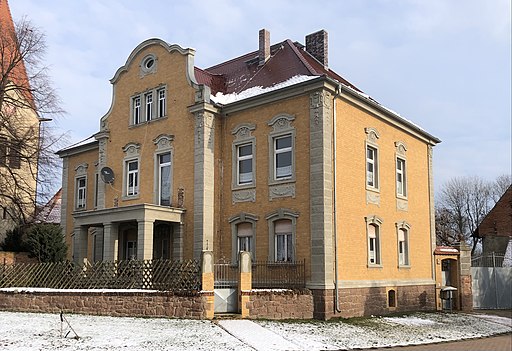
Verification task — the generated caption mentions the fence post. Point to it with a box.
[455,242,473,311]
[239,251,252,318]
[201,251,215,319]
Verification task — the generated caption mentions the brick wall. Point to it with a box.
[0,290,211,319]
[245,289,314,320]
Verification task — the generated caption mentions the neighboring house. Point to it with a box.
[35,188,61,225]
[0,0,40,241]
[57,29,441,319]
[474,186,512,256]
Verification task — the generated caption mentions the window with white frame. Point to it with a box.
[268,115,295,185]
[368,224,380,265]
[157,88,166,118]
[76,176,87,209]
[274,219,293,262]
[274,134,292,180]
[229,212,258,262]
[237,143,253,185]
[145,92,153,121]
[132,96,141,124]
[126,160,139,196]
[396,222,411,267]
[158,152,171,206]
[396,157,407,197]
[365,215,383,266]
[366,145,378,189]
[237,222,254,257]
[131,86,167,125]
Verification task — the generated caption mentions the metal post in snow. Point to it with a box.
[492,252,499,309]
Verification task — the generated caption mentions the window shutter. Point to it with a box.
[275,219,292,234]
[398,228,405,242]
[237,222,252,237]
[368,224,376,239]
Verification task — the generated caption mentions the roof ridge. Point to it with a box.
[287,39,321,76]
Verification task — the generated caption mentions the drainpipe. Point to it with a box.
[333,84,342,313]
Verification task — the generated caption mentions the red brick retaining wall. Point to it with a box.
[245,289,314,319]
[0,290,212,319]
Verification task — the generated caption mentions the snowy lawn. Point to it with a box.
[0,311,510,351]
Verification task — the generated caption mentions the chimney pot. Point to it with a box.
[306,30,328,68]
[259,29,270,66]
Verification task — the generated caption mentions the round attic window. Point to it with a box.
[141,54,157,74]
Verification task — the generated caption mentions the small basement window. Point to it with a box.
[388,289,396,308]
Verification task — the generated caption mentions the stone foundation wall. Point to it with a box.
[336,284,436,318]
[245,289,313,320]
[0,290,211,319]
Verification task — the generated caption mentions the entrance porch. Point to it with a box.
[71,203,185,263]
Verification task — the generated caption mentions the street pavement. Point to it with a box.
[372,333,511,351]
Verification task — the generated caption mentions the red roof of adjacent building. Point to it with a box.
[476,186,512,238]
[0,0,35,108]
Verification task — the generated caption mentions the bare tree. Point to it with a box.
[491,174,512,203]
[0,15,65,232]
[435,175,510,254]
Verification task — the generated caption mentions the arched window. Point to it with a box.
[229,213,258,262]
[396,221,411,267]
[266,209,299,262]
[365,215,383,266]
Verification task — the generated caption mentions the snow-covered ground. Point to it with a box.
[0,311,510,350]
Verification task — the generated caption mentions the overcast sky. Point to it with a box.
[9,0,512,193]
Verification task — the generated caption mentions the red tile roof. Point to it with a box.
[197,38,361,96]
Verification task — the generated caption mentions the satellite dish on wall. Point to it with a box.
[100,167,115,184]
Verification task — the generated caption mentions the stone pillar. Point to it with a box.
[239,251,252,318]
[308,90,334,290]
[191,104,216,260]
[172,222,184,260]
[455,242,473,311]
[201,251,215,319]
[73,225,88,264]
[137,220,154,260]
[103,222,119,261]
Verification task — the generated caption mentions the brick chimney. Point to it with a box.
[259,29,270,66]
[306,30,328,68]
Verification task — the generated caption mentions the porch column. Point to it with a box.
[73,225,88,264]
[137,220,154,260]
[173,222,184,260]
[103,222,119,261]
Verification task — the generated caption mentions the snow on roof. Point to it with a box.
[211,75,318,105]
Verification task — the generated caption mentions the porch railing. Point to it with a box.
[0,259,201,292]
[252,259,306,289]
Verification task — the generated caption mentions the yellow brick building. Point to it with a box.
[58,29,440,319]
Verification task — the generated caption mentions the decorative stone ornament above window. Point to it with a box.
[365,127,380,143]
[122,142,141,157]
[153,134,174,151]
[140,54,157,77]
[268,114,295,133]
[74,163,88,176]
[232,123,256,141]
[395,141,407,156]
